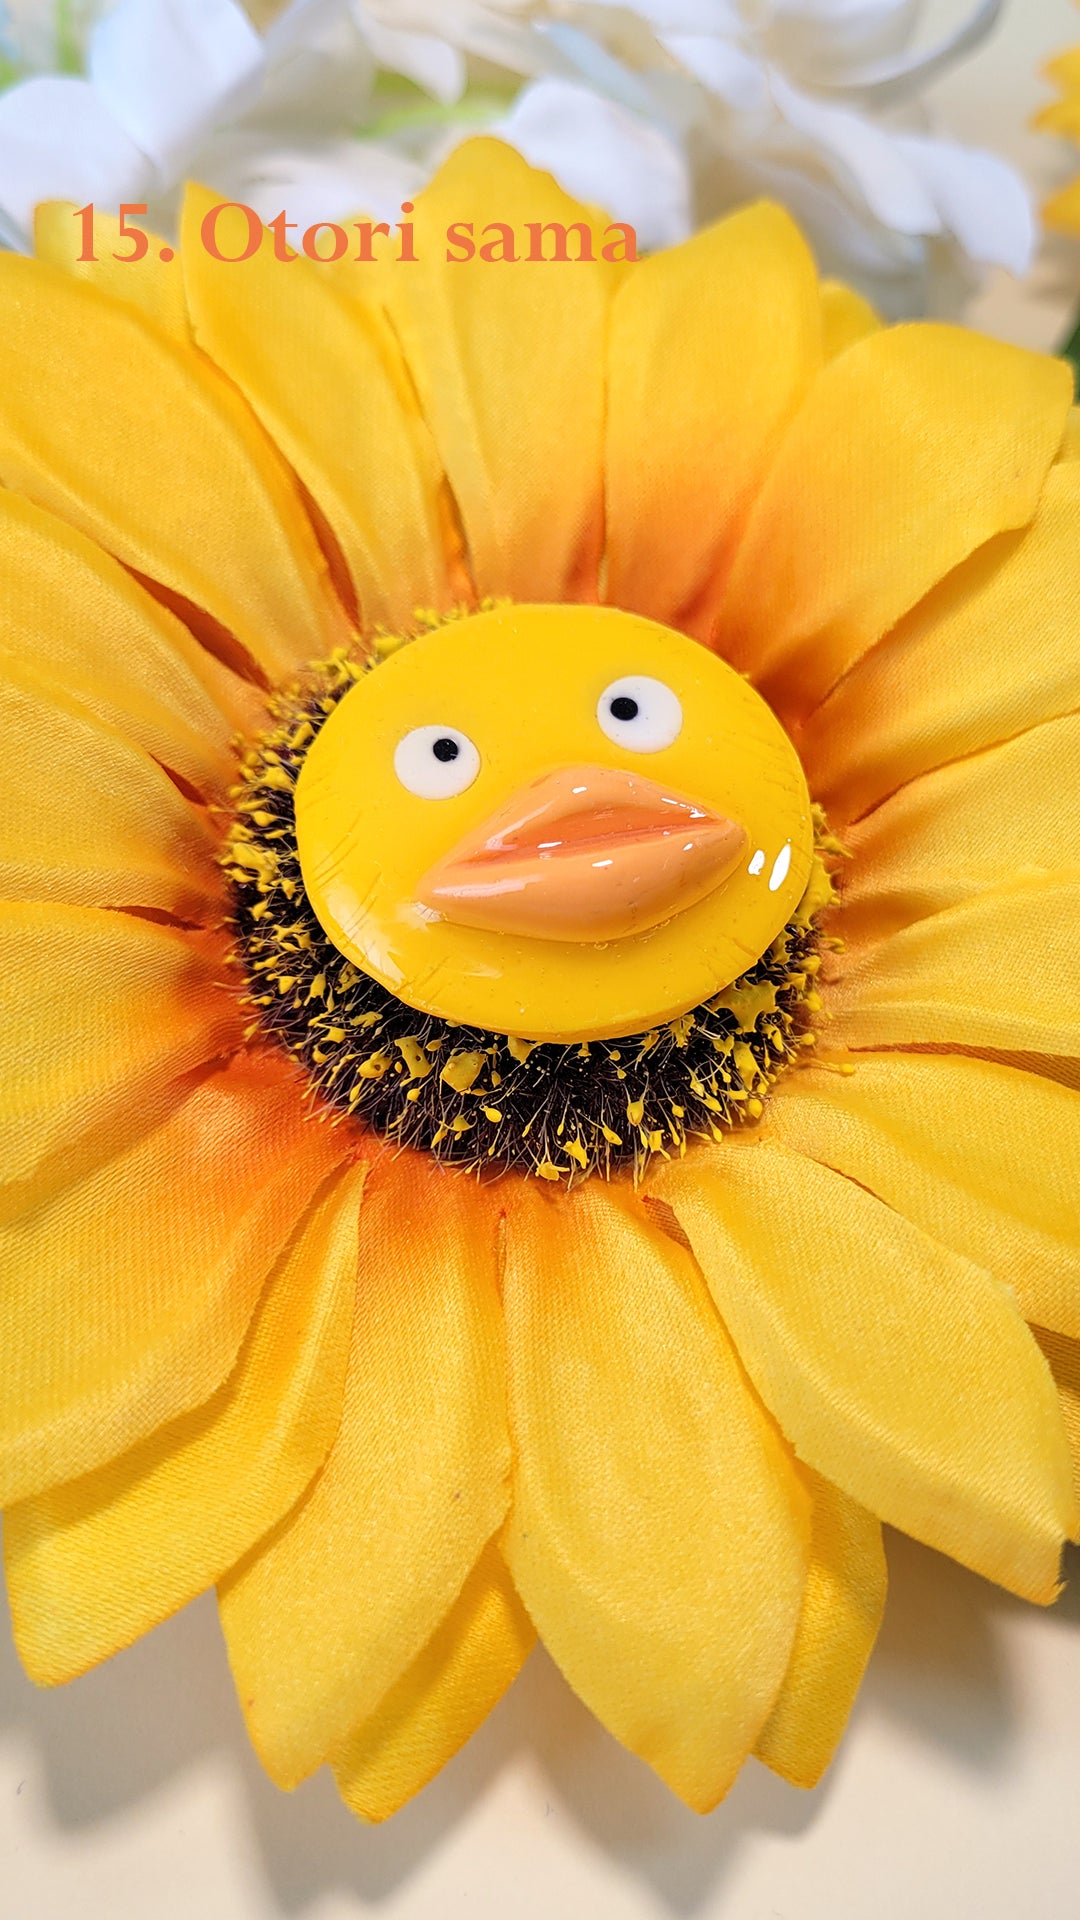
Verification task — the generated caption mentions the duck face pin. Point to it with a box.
[295,605,812,1042]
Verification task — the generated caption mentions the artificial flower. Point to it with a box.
[1037,11,1080,238]
[1,140,1079,1823]
[0,0,1033,316]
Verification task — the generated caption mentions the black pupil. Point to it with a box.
[610,695,639,722]
[432,736,460,763]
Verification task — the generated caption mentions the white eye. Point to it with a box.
[597,675,683,753]
[393,725,480,799]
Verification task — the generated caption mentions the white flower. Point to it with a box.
[0,0,1033,317]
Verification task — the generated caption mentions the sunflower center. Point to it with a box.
[222,615,839,1182]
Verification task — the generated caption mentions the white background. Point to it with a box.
[3,4,1080,1915]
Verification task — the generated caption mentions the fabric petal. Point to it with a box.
[180,185,452,636]
[838,713,1080,943]
[371,137,613,602]
[332,1537,535,1824]
[820,279,880,359]
[605,202,821,635]
[651,1140,1077,1601]
[0,662,224,919]
[502,1178,809,1813]
[35,200,191,343]
[0,489,259,798]
[754,1471,886,1789]
[0,905,239,1217]
[88,0,263,178]
[717,325,1071,718]
[5,1159,365,1685]
[0,76,149,240]
[1032,1328,1080,1509]
[0,256,344,682]
[827,879,1080,1057]
[218,1153,509,1790]
[800,458,1080,825]
[767,1052,1080,1343]
[0,1052,342,1507]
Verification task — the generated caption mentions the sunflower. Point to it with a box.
[1,139,1079,1825]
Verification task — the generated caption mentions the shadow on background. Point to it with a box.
[2,1531,1078,1916]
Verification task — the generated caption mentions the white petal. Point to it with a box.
[662,35,767,110]
[892,132,1034,275]
[89,0,264,177]
[205,130,424,228]
[769,71,941,235]
[496,76,691,251]
[0,75,151,238]
[359,21,465,103]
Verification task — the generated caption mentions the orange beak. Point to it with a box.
[416,764,747,943]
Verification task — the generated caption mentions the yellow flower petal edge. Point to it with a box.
[605,202,821,636]
[502,1178,809,1812]
[0,1055,344,1507]
[34,200,191,342]
[755,1471,886,1789]
[0,255,344,682]
[768,1053,1080,1342]
[5,1160,365,1684]
[180,186,454,638]
[332,1537,536,1824]
[801,455,1080,824]
[651,1141,1078,1602]
[0,488,260,799]
[718,323,1072,720]
[218,1155,510,1789]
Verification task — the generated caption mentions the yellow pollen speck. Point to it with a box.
[564,1138,589,1168]
[535,1160,562,1182]
[440,1050,486,1093]
[600,1124,623,1146]
[507,1036,540,1064]
[482,1105,503,1123]
[627,1097,645,1126]
[396,1036,433,1080]
[356,1052,392,1079]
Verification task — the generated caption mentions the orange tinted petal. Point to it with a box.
[0,1052,343,1506]
[0,255,343,681]
[0,662,224,919]
[718,325,1070,718]
[605,203,821,633]
[5,1160,364,1684]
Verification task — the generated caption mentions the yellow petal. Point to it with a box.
[1044,177,1080,235]
[332,1537,535,1823]
[180,186,451,636]
[820,280,881,359]
[801,459,1080,825]
[652,1140,1077,1601]
[34,200,190,342]
[0,1053,342,1506]
[755,1471,886,1788]
[218,1154,510,1789]
[769,1053,1080,1342]
[0,489,259,798]
[0,905,239,1216]
[0,255,343,682]
[501,1178,809,1813]
[828,878,1080,1057]
[1032,1327,1080,1510]
[605,203,821,634]
[5,1160,365,1684]
[718,325,1071,718]
[838,712,1080,943]
[372,138,613,601]
[0,661,224,918]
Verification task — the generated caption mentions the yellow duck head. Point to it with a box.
[295,605,813,1044]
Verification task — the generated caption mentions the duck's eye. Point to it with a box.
[394,725,480,799]
[597,675,683,752]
